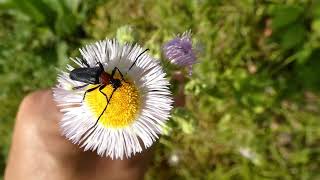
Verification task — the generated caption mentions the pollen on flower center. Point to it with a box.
[84,81,140,128]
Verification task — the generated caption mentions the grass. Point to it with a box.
[0,0,320,179]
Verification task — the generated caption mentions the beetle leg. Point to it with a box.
[82,84,101,102]
[98,84,109,102]
[93,87,117,127]
[112,67,129,83]
[82,87,118,141]
[72,84,89,90]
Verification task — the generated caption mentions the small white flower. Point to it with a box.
[239,147,254,159]
[53,39,173,159]
[168,152,180,166]
[239,147,262,165]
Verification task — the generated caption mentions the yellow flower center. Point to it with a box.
[84,80,140,128]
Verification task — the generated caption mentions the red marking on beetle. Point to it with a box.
[99,71,111,84]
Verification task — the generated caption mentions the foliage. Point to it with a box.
[0,0,320,179]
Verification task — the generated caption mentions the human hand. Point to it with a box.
[5,89,152,180]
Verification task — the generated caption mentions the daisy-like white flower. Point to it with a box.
[53,39,172,159]
[163,30,197,75]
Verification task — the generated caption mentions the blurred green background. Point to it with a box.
[1,0,320,179]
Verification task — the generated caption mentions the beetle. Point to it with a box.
[69,48,149,128]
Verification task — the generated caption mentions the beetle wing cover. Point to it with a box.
[69,67,101,84]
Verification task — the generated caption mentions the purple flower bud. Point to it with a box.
[163,30,197,75]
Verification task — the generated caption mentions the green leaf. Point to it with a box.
[269,5,303,30]
[172,108,196,134]
[312,0,320,18]
[116,25,137,44]
[311,19,320,35]
[290,149,309,164]
[10,0,46,23]
[64,0,81,14]
[41,0,79,36]
[280,23,306,49]
[57,41,69,68]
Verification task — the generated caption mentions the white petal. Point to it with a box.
[53,39,172,159]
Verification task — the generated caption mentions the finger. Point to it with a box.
[5,89,153,180]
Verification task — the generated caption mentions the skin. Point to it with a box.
[4,89,152,180]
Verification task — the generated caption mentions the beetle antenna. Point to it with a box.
[79,58,90,68]
[92,56,104,71]
[126,48,149,75]
[98,61,104,71]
